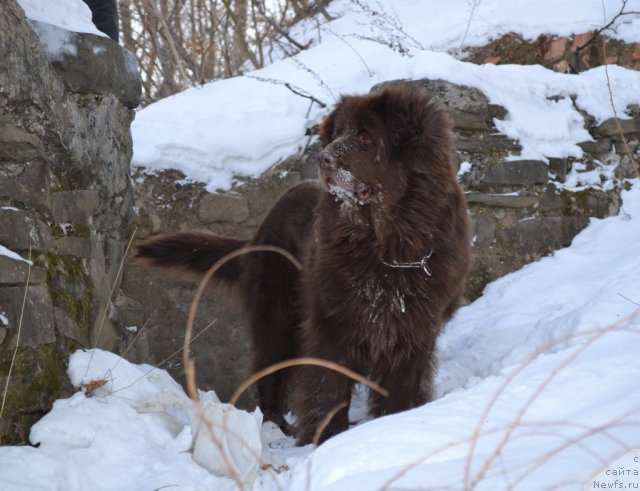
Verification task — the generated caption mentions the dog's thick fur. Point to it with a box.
[134,86,471,445]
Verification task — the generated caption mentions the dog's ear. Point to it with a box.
[371,86,453,169]
[319,104,339,145]
[371,86,428,146]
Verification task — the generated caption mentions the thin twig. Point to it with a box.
[183,244,303,490]
[380,314,640,491]
[85,228,138,378]
[618,292,640,307]
[228,357,388,407]
[320,26,374,78]
[466,310,640,490]
[247,74,328,109]
[108,320,213,396]
[573,0,640,72]
[0,247,31,420]
[599,0,639,177]
[459,0,481,53]
[311,401,349,447]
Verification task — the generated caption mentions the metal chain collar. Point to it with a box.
[382,249,433,277]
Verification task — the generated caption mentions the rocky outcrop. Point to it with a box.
[465,32,640,73]
[0,0,140,443]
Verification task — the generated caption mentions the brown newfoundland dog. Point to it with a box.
[134,86,471,445]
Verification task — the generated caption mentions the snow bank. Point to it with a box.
[131,0,640,190]
[282,182,640,491]
[17,0,106,37]
[2,183,638,490]
[0,349,268,490]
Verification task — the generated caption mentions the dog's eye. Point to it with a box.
[358,132,372,145]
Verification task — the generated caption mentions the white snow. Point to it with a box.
[1,183,638,490]
[17,0,106,37]
[131,0,640,190]
[0,244,33,266]
[457,161,473,177]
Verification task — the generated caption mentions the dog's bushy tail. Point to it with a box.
[133,232,245,285]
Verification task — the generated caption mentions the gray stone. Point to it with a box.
[470,214,496,247]
[52,237,92,257]
[548,158,569,182]
[538,184,563,212]
[615,155,640,180]
[0,209,52,252]
[0,255,46,285]
[29,21,142,108]
[451,110,491,131]
[578,139,612,154]
[483,160,548,185]
[500,216,588,257]
[488,104,508,120]
[0,160,51,210]
[111,293,144,333]
[466,192,538,208]
[0,122,45,161]
[54,307,88,345]
[198,193,250,224]
[455,134,521,153]
[584,190,620,218]
[0,285,55,347]
[52,190,99,223]
[593,118,640,138]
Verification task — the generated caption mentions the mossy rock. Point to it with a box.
[0,343,72,444]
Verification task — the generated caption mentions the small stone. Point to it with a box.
[198,193,250,224]
[0,122,46,161]
[111,293,144,332]
[538,184,563,212]
[548,158,569,183]
[54,307,88,345]
[469,214,496,248]
[451,110,490,131]
[0,285,56,347]
[0,208,52,252]
[53,237,92,257]
[0,160,51,210]
[51,190,99,223]
[500,216,588,257]
[483,160,548,185]
[593,118,640,137]
[0,255,46,285]
[545,37,568,61]
[571,32,593,52]
[466,192,538,208]
[577,139,612,154]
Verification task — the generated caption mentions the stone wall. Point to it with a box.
[0,0,141,443]
[123,78,638,409]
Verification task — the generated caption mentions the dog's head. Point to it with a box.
[318,86,453,209]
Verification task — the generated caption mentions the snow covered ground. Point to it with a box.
[1,183,638,490]
[5,0,640,489]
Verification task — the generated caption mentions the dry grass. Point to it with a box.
[373,311,640,491]
[0,247,32,421]
[83,228,138,380]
